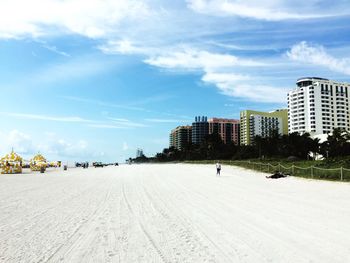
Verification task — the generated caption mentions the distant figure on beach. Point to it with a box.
[216,162,221,176]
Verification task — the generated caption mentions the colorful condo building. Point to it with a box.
[170,117,241,149]
[208,118,240,145]
[240,109,288,145]
[169,125,192,150]
[191,116,240,145]
[288,77,350,135]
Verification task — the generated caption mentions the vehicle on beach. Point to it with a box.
[76,162,89,168]
[93,162,104,168]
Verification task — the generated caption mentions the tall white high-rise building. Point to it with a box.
[288,77,350,135]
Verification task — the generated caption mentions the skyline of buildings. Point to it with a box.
[169,77,350,148]
[169,117,241,149]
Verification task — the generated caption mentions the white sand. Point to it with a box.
[0,164,349,263]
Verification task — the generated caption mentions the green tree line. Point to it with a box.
[148,128,350,162]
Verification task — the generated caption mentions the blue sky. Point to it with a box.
[0,0,350,162]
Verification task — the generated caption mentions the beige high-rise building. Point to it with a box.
[240,109,288,145]
[169,126,192,150]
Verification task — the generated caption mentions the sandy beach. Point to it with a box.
[0,164,349,263]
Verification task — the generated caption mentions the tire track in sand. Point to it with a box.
[121,182,168,263]
[43,184,113,263]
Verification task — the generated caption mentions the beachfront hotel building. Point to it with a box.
[208,118,240,145]
[191,116,240,145]
[169,126,192,150]
[192,116,209,144]
[288,77,350,135]
[240,109,288,145]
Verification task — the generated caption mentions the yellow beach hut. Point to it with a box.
[30,153,47,172]
[0,150,23,174]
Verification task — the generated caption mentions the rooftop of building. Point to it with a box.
[240,109,287,116]
[290,77,350,92]
[208,118,240,123]
[171,125,192,133]
[296,77,329,82]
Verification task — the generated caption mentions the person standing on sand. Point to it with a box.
[216,162,221,176]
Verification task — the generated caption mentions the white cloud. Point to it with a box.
[144,48,264,70]
[0,112,94,123]
[202,72,250,83]
[202,72,288,103]
[0,130,91,160]
[99,40,148,55]
[187,0,348,21]
[38,135,90,159]
[0,130,35,155]
[99,38,288,103]
[287,41,350,75]
[108,118,148,128]
[0,0,151,39]
[144,47,286,103]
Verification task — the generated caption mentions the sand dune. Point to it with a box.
[0,164,349,263]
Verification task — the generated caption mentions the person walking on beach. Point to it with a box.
[216,162,221,176]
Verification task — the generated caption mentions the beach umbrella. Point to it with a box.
[30,153,47,172]
[0,150,23,174]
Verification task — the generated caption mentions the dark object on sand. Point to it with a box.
[40,166,45,173]
[93,162,104,168]
[63,165,67,171]
[266,171,289,179]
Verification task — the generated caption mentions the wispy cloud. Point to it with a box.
[107,117,148,127]
[0,112,148,130]
[99,39,150,55]
[287,41,350,75]
[144,47,288,103]
[145,118,190,123]
[2,0,349,107]
[187,0,349,21]
[201,72,290,103]
[42,44,71,57]
[0,112,94,123]
[62,95,189,119]
[6,54,119,91]
[62,96,146,111]
[87,124,127,129]
[144,48,265,70]
[0,0,151,39]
